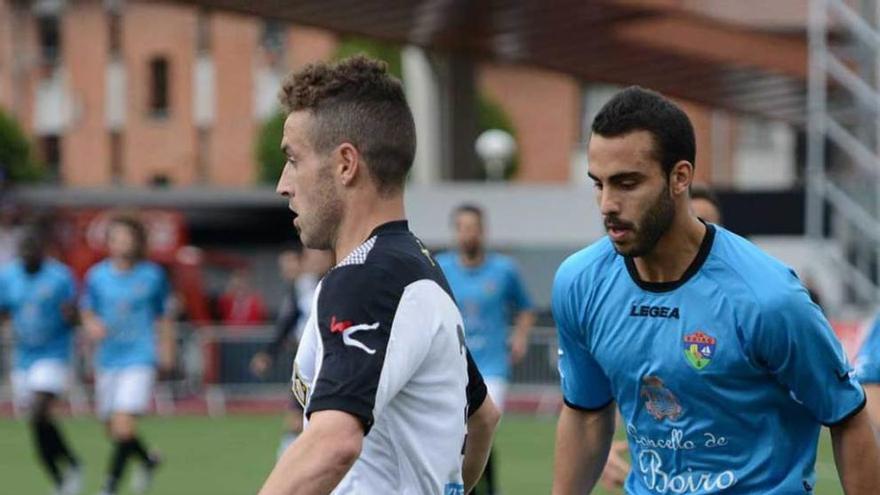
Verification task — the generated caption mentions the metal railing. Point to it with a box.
[808,0,880,308]
[0,325,562,417]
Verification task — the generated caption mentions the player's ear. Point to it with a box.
[669,160,694,196]
[336,142,360,187]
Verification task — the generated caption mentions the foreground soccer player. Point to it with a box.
[257,55,499,495]
[81,216,175,495]
[437,204,536,495]
[1,228,82,495]
[552,86,880,494]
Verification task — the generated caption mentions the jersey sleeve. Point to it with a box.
[151,267,171,318]
[306,264,411,434]
[753,279,866,426]
[855,317,880,384]
[551,263,613,410]
[504,261,534,312]
[79,268,99,313]
[466,348,488,416]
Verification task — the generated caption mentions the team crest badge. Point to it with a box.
[683,331,716,370]
[640,375,682,421]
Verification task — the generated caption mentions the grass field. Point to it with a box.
[0,413,843,494]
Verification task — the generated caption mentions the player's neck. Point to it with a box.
[459,249,484,267]
[111,257,136,272]
[334,193,406,264]
[632,215,706,283]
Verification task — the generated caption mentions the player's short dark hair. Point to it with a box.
[108,214,148,260]
[279,55,416,196]
[591,86,696,176]
[452,203,484,226]
[690,184,721,210]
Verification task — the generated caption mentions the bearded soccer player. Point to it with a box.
[1,228,83,495]
[552,86,880,494]
[257,55,500,495]
[436,204,536,495]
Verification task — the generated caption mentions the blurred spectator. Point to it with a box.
[0,202,24,265]
[217,268,267,325]
[690,183,722,224]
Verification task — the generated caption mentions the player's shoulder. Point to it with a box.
[554,236,617,291]
[42,258,74,280]
[135,260,165,276]
[0,259,18,277]
[485,252,518,272]
[434,251,457,269]
[85,259,112,280]
[707,226,804,309]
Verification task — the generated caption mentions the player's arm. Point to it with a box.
[829,407,880,494]
[258,410,363,495]
[509,309,536,364]
[553,401,615,494]
[506,263,536,364]
[157,315,175,374]
[550,262,615,495]
[463,350,500,491]
[866,385,880,436]
[252,292,302,376]
[80,309,106,341]
[753,281,879,493]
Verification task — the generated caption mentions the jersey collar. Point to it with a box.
[624,222,716,293]
[368,220,409,237]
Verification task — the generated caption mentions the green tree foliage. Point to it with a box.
[256,110,287,185]
[0,108,44,184]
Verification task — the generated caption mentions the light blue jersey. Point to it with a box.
[0,259,77,369]
[553,224,865,494]
[437,252,533,379]
[855,315,880,384]
[81,259,170,369]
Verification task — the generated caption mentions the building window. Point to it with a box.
[41,134,61,181]
[261,20,286,66]
[108,12,122,58]
[37,15,61,68]
[196,10,211,54]
[148,57,170,118]
[109,131,123,183]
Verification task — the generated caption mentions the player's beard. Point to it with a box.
[617,183,676,258]
[298,163,343,251]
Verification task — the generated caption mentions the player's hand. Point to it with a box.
[509,334,528,364]
[250,352,272,377]
[84,318,107,341]
[159,352,175,379]
[600,439,630,491]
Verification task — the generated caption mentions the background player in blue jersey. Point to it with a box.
[81,216,175,495]
[552,86,880,494]
[855,315,880,434]
[437,203,536,495]
[1,227,83,495]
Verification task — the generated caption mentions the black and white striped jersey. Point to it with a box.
[292,220,487,495]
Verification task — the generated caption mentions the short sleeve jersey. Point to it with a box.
[81,259,170,369]
[0,258,77,369]
[552,224,865,494]
[436,252,534,379]
[855,315,880,384]
[292,221,487,495]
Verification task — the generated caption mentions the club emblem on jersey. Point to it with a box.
[640,375,683,421]
[683,331,716,370]
[329,316,380,355]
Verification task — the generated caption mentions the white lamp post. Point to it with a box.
[475,129,516,181]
